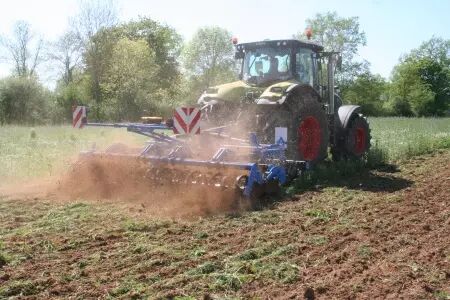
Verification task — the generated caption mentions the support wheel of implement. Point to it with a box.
[234,175,261,210]
[332,114,371,160]
[259,85,329,165]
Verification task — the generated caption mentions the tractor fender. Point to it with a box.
[285,83,300,94]
[337,105,361,129]
[277,84,321,105]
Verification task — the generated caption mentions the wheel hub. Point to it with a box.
[298,116,321,161]
[355,127,366,155]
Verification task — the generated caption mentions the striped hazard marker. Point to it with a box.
[173,107,201,135]
[72,106,87,128]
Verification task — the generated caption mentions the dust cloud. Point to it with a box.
[53,155,243,218]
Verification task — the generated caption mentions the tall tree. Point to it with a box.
[182,26,236,94]
[389,59,435,116]
[79,17,183,119]
[405,36,450,66]
[48,31,81,85]
[295,11,368,86]
[342,73,387,116]
[102,38,159,120]
[0,21,43,78]
[71,0,118,48]
[109,17,183,98]
[389,37,450,116]
[71,0,119,119]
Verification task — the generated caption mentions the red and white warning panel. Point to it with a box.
[173,107,201,135]
[72,106,87,128]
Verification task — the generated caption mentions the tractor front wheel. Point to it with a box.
[332,114,371,160]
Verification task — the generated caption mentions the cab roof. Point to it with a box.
[236,39,324,53]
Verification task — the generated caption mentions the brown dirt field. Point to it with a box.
[0,150,449,299]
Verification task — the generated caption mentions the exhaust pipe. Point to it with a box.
[327,54,335,115]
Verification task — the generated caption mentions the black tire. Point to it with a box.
[258,85,329,164]
[332,114,371,160]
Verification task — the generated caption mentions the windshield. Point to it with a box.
[242,47,292,85]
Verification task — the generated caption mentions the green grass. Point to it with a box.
[369,117,450,162]
[283,117,449,195]
[0,125,147,183]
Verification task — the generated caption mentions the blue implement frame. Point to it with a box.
[82,121,298,198]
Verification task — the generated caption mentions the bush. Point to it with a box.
[0,76,54,125]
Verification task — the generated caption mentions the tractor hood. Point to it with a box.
[197,79,300,106]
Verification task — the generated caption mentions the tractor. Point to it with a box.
[71,36,371,205]
[197,38,371,164]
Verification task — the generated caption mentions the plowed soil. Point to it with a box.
[0,150,449,299]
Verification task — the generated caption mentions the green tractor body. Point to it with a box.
[197,39,371,163]
[199,40,323,103]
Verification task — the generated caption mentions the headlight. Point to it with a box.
[270,87,284,93]
[206,87,219,94]
[198,93,219,108]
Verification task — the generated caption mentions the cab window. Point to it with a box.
[243,47,292,85]
[295,49,314,86]
[248,54,270,76]
[276,53,290,73]
[246,51,290,76]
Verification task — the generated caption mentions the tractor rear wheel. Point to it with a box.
[258,85,329,165]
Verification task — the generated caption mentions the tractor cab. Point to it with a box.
[235,40,323,89]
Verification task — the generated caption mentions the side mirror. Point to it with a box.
[336,55,342,71]
[235,51,244,59]
[334,87,341,95]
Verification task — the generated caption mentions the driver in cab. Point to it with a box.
[263,56,280,82]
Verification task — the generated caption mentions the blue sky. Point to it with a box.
[0,0,449,85]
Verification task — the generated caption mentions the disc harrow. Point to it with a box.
[73,106,307,205]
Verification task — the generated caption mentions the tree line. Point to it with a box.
[0,3,448,125]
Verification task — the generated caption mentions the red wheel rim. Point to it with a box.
[298,116,321,161]
[355,127,366,155]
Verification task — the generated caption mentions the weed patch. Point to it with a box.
[195,232,209,239]
[191,248,206,257]
[0,280,42,297]
[307,235,329,246]
[434,290,450,300]
[0,251,10,267]
[123,219,171,233]
[357,245,373,259]
[188,261,221,275]
[305,209,332,223]
[109,278,146,298]
[238,249,260,261]
[212,273,243,291]
[270,262,300,283]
